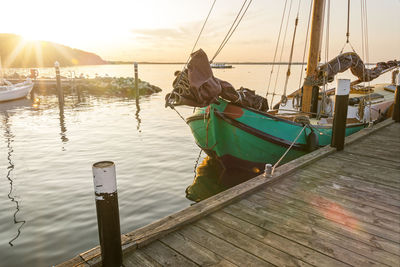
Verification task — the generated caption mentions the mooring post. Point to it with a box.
[92,161,123,267]
[331,78,350,151]
[264,163,272,178]
[54,61,64,106]
[134,62,139,101]
[393,73,400,122]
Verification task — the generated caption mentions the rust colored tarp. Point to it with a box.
[166,49,269,112]
[316,52,399,86]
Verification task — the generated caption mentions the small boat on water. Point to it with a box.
[210,63,233,69]
[0,79,34,102]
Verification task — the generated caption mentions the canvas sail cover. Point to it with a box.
[165,49,268,112]
[315,52,399,86]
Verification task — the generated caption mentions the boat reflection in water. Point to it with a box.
[186,156,262,202]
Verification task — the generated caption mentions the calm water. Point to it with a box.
[0,64,392,266]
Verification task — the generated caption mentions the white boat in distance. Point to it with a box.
[210,63,233,69]
[0,79,34,102]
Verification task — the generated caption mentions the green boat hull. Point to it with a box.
[187,98,365,170]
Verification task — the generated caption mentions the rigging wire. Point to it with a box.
[298,0,313,91]
[320,0,331,118]
[270,0,294,107]
[211,0,253,62]
[281,0,302,105]
[266,0,289,98]
[166,0,217,122]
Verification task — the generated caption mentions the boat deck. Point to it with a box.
[59,119,400,266]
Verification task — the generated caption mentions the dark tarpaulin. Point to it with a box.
[165,49,269,112]
[316,52,399,86]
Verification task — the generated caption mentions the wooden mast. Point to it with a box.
[301,0,326,113]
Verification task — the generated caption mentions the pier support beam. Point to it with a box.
[331,79,350,151]
[92,161,123,267]
[393,73,400,122]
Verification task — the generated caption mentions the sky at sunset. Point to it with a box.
[1,0,399,62]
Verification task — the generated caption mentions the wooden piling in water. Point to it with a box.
[92,161,123,267]
[331,78,350,151]
[55,62,64,106]
[134,62,139,101]
[393,73,400,122]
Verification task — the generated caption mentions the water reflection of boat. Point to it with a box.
[2,113,26,246]
[186,156,260,202]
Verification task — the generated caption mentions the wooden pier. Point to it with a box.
[58,119,400,267]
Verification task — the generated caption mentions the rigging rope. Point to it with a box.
[211,0,253,62]
[281,0,302,106]
[319,0,330,118]
[266,0,288,98]
[270,0,294,107]
[166,0,217,122]
[297,0,313,107]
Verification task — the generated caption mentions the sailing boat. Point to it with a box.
[166,0,399,170]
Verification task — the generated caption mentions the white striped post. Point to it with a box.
[331,79,350,151]
[92,161,123,267]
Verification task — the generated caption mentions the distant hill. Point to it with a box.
[0,33,107,68]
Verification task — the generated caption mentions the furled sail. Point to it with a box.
[165,49,269,111]
[315,52,399,86]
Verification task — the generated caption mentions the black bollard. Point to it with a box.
[55,61,64,106]
[331,79,350,151]
[134,62,139,101]
[393,73,400,122]
[92,161,123,267]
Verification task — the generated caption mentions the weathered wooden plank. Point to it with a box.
[273,168,400,214]
[209,211,349,267]
[141,240,198,267]
[160,231,237,267]
[223,203,382,266]
[55,256,88,267]
[124,249,162,267]
[251,192,400,255]
[305,164,400,201]
[239,198,400,266]
[257,186,400,241]
[345,143,400,163]
[312,157,400,189]
[195,217,312,267]
[264,176,400,224]
[178,225,273,266]
[296,167,400,205]
[330,151,400,171]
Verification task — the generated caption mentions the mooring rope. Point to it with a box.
[271,124,307,175]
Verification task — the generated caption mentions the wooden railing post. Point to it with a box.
[331,79,350,151]
[393,73,400,122]
[92,161,123,267]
